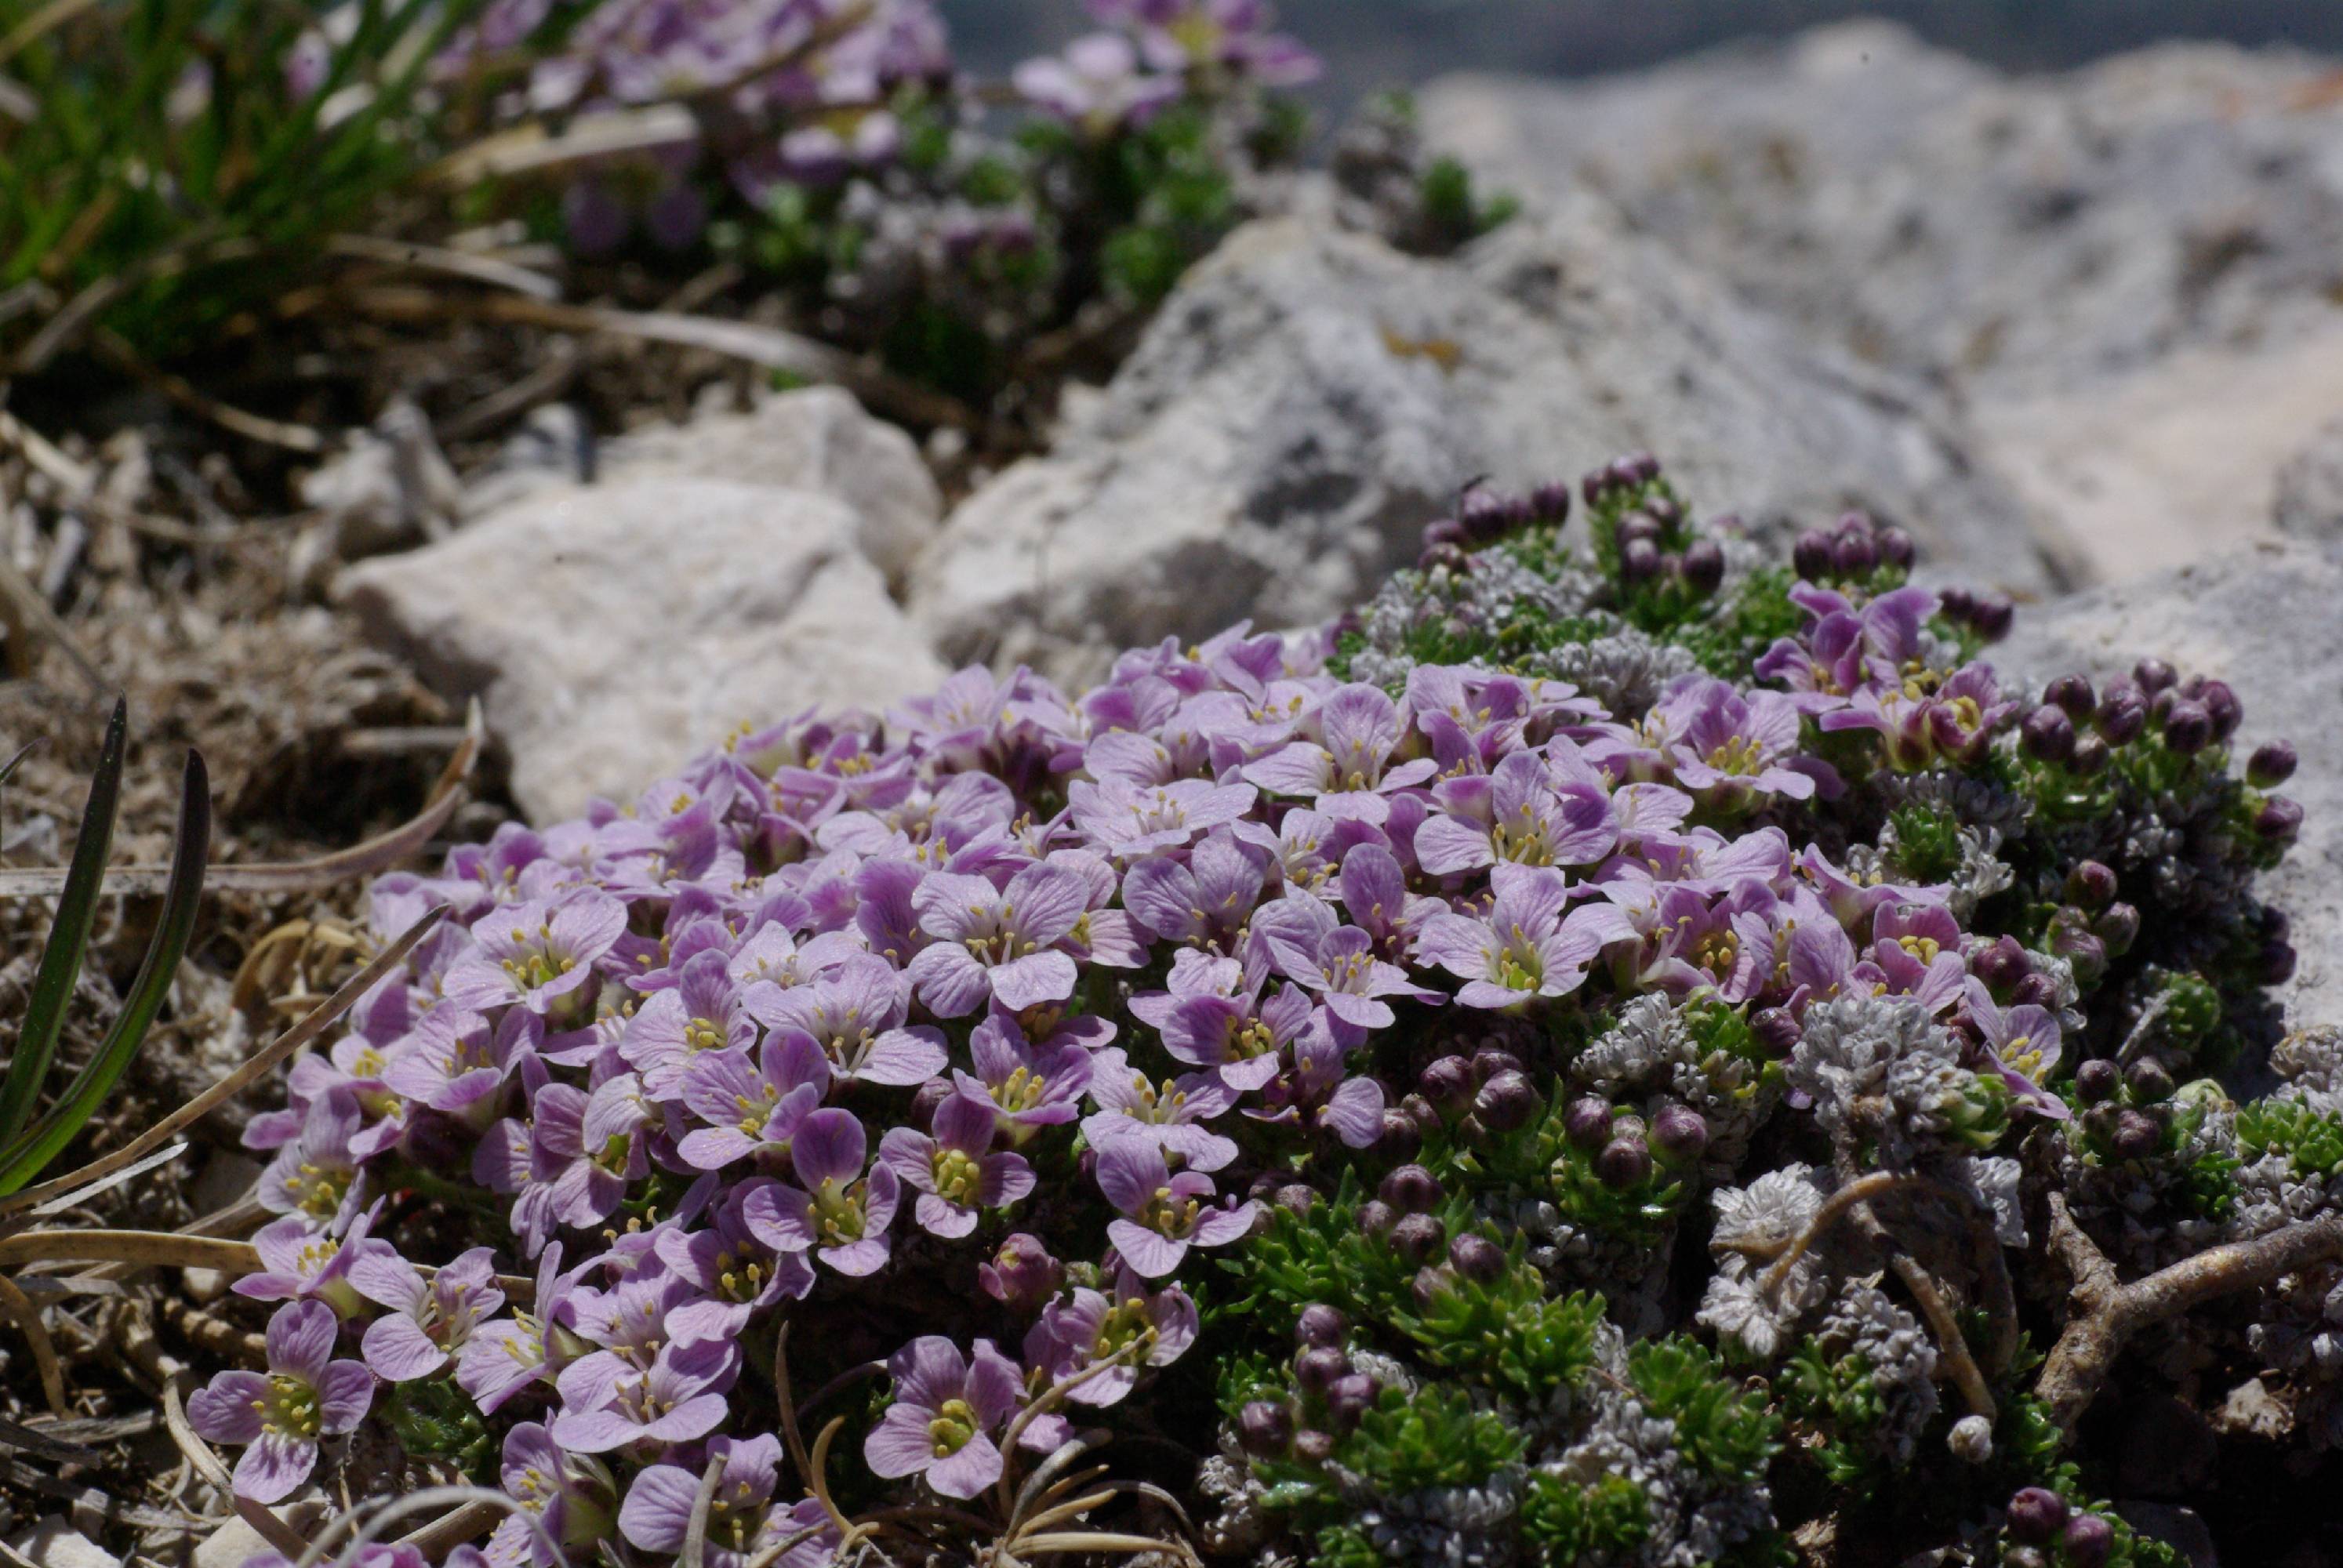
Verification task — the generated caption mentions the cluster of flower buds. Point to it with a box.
[2000,1487,2115,1568]
[1581,456,1729,601]
[1789,510,1918,591]
[1407,1046,1541,1145]
[1562,1094,1705,1189]
[1237,1305,1378,1461]
[1417,481,1572,569]
[2070,1050,2189,1163]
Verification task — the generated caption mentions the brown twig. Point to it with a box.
[2036,1193,2343,1436]
[0,1272,67,1415]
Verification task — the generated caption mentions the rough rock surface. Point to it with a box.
[1419,23,2343,583]
[338,478,946,821]
[910,205,2058,681]
[2275,416,2343,545]
[1997,539,2343,1029]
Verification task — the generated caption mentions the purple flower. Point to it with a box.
[1120,831,1267,950]
[489,1421,616,1568]
[1415,864,1604,1008]
[352,1245,504,1382]
[259,1087,366,1228]
[527,1074,651,1239]
[745,954,947,1087]
[1860,902,1969,1015]
[907,863,1089,1016]
[442,891,626,1018]
[1242,683,1437,824]
[1081,1047,1240,1170]
[1254,892,1443,1030]
[550,1338,737,1454]
[742,1108,900,1275]
[620,948,757,1096]
[1247,1025,1385,1149]
[187,1300,373,1503]
[675,1030,830,1171]
[1658,677,1837,810]
[1014,31,1180,132]
[879,1092,1036,1238]
[1132,952,1313,1092]
[954,1011,1095,1147]
[233,1208,387,1316]
[1027,1270,1198,1406]
[656,1179,817,1324]
[863,1335,1023,1500]
[1331,841,1444,960]
[1414,748,1616,877]
[619,1435,807,1568]
[1095,1138,1259,1276]
[1070,775,1257,858]
[382,1007,534,1127]
[458,1243,587,1415]
[1964,978,2069,1120]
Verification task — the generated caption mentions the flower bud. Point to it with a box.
[910,1077,953,1129]
[1377,1109,1423,1163]
[1529,481,1573,521]
[2005,1486,2068,1544]
[1277,1184,1320,1217]
[2161,699,2212,754]
[1581,469,1609,506]
[1626,452,1661,482]
[1971,595,2013,641]
[1939,585,1977,621]
[1238,1400,1293,1456]
[1296,1304,1348,1348]
[1400,1093,1440,1133]
[2261,939,2298,986]
[2051,927,2106,987]
[1752,1007,1800,1058]
[2149,687,2175,725]
[1647,493,1683,526]
[1357,1199,1397,1238]
[1652,1104,1709,1163]
[1474,1069,1538,1133]
[2065,860,2117,908]
[2133,657,2177,695]
[1832,531,1877,576]
[1293,1429,1335,1464]
[2248,739,2298,788]
[1948,1413,1993,1463]
[1469,1047,1524,1083]
[1419,540,1469,573]
[1971,935,2031,992]
[2111,1109,2162,1161]
[2061,1513,2113,1568]
[2004,1550,2048,1568]
[1615,512,1662,549]
[1793,530,1834,580]
[2011,972,2060,1009]
[1458,488,1510,543]
[1420,517,1466,551]
[1619,537,1662,584]
[2096,692,2145,746]
[1564,1095,1614,1149]
[2126,1058,2174,1104]
[2092,902,2140,956]
[2073,1058,2120,1105]
[1418,1055,1473,1116]
[2070,735,2111,777]
[1391,1212,1447,1265]
[2044,673,2095,717]
[2020,706,2076,763]
[1877,525,1916,568]
[1295,1345,1349,1395]
[2200,679,2241,739]
[1595,1137,1652,1190]
[979,1233,1064,1312]
[2257,796,2304,843]
[1324,1373,1379,1428]
[1680,539,1725,596]
[1378,1163,1444,1214]
[1448,1232,1506,1283]
[2080,1102,2121,1142]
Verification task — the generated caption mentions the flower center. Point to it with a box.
[933,1148,983,1206]
[1705,735,1766,775]
[812,1177,867,1245]
[928,1397,979,1457]
[263,1374,322,1439]
[1142,1185,1200,1240]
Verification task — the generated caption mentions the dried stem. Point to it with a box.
[0,1272,67,1415]
[2036,1194,2343,1436]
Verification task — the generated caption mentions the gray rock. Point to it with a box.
[290,398,463,590]
[6,1518,120,1568]
[338,477,947,822]
[1420,24,2343,586]
[193,1497,332,1568]
[910,206,2060,682]
[2112,1502,2218,1568]
[1996,538,2343,1029]
[2276,416,2343,545]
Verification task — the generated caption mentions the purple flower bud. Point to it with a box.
[2097,691,2146,745]
[1651,1104,1709,1162]
[1877,525,1916,568]
[1606,459,1644,491]
[2065,861,2117,908]
[1474,1070,1538,1133]
[2134,658,2177,695]
[2111,1109,2162,1161]
[1971,935,2032,992]
[2149,687,2176,725]
[2021,706,2076,764]
[2070,734,2112,777]
[1832,531,1878,576]
[1469,1047,1524,1084]
[2248,740,2298,787]
[1448,1232,1506,1283]
[1296,1304,1347,1348]
[1836,509,1876,538]
[1357,1199,1397,1238]
[1400,1093,1440,1133]
[2011,973,2061,1009]
[1751,1007,1800,1059]
[2162,699,2212,754]
[1458,488,1509,543]
[1411,1265,1450,1312]
[1419,541,1470,574]
[910,1078,953,1130]
[1294,1429,1335,1463]
[1564,1096,1613,1149]
[1421,517,1466,550]
[1529,481,1573,521]
[1615,512,1662,549]
[1377,1109,1423,1163]
[1324,1373,1378,1428]
[1295,1345,1349,1395]
[2073,1058,2120,1105]
[1619,538,1662,585]
[1939,586,1977,621]
[2261,939,2298,985]
[1595,1137,1651,1190]
[1582,470,1608,505]
[979,1234,1064,1313]
[2200,679,2241,740]
[2061,1513,2114,1568]
[2257,796,2304,843]
[2125,1058,2174,1103]
[1680,539,1725,596]
[2053,928,2107,987]
[1647,494,1684,526]
[1378,1164,1444,1214]
[2093,902,2140,956]
[2006,1487,2069,1545]
[1276,1184,1320,1216]
[1971,595,2013,641]
[1793,530,1834,580]
[1390,1212,1447,1265]
[2081,1102,2121,1141]
[1239,1400,1293,1456]
[2045,673,2095,717]
[1626,452,1661,482]
[2264,907,2292,943]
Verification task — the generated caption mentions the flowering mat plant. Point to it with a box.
[141,456,2339,1568]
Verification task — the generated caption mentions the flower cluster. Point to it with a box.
[191,448,2325,1567]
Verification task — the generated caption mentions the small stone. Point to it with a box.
[8,1518,120,1568]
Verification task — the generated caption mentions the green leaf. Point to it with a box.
[0,699,127,1151]
[0,747,208,1192]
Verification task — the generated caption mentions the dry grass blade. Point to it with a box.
[90,330,324,452]
[0,1273,67,1414]
[0,702,480,898]
[0,1230,261,1271]
[680,1449,727,1568]
[1011,1531,1200,1562]
[0,1414,100,1465]
[0,550,105,695]
[325,234,560,299]
[0,905,447,1218]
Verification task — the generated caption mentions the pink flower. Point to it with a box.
[187,1300,372,1503]
[863,1336,1024,1499]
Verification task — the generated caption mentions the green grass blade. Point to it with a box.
[0,747,208,1193]
[0,698,126,1150]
